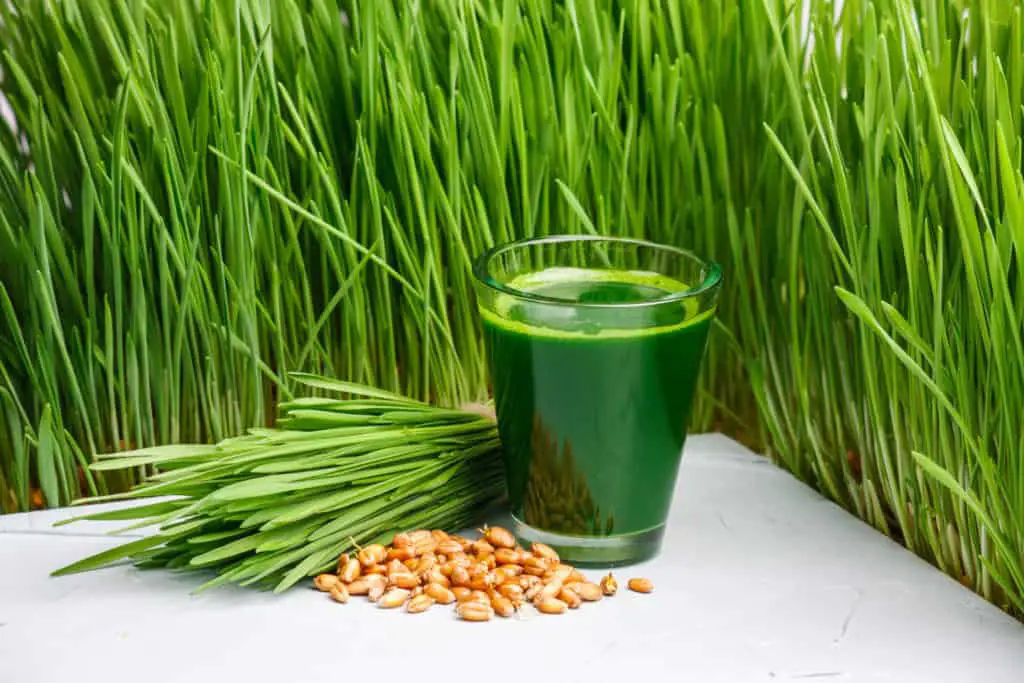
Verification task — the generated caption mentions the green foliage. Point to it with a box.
[0,0,1021,615]
[52,374,504,592]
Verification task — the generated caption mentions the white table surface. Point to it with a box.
[2,434,1022,683]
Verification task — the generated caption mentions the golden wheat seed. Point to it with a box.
[482,525,516,549]
[423,565,445,583]
[451,586,473,602]
[415,554,437,575]
[456,602,494,622]
[471,539,495,556]
[346,578,371,596]
[523,556,549,575]
[469,576,493,592]
[329,584,350,604]
[408,529,432,544]
[426,583,456,604]
[437,539,463,555]
[550,564,573,582]
[340,558,361,583]
[392,532,413,548]
[491,594,516,617]
[406,594,435,614]
[559,586,582,609]
[501,566,525,582]
[431,529,449,542]
[335,552,350,574]
[358,544,387,567]
[314,574,340,592]
[467,565,493,589]
[378,588,411,609]
[574,582,603,601]
[600,573,618,596]
[451,566,471,587]
[495,566,523,583]
[498,583,524,601]
[628,577,654,593]
[469,590,491,605]
[368,582,386,603]
[536,567,570,602]
[390,545,418,562]
[519,575,541,591]
[389,572,420,590]
[531,542,560,563]
[493,548,519,565]
[536,597,568,615]
[365,575,387,597]
[521,553,544,567]
[425,567,449,587]
[538,580,564,603]
[414,539,439,556]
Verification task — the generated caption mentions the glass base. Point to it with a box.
[510,514,664,567]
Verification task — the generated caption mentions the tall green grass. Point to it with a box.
[0,0,1021,616]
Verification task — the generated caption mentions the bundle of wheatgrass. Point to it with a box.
[51,375,505,592]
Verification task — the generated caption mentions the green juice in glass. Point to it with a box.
[479,265,714,565]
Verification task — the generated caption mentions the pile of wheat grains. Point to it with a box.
[313,526,654,621]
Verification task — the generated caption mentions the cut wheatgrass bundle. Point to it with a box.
[50,374,505,593]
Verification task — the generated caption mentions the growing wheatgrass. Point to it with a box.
[0,0,1021,618]
[0,0,751,506]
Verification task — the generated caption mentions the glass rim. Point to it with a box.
[472,234,723,309]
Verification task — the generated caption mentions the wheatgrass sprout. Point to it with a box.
[51,375,504,592]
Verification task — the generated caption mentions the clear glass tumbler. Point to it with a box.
[473,235,722,566]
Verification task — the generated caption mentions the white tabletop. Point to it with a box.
[2,434,1022,683]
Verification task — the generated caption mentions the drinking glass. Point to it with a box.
[473,235,722,565]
